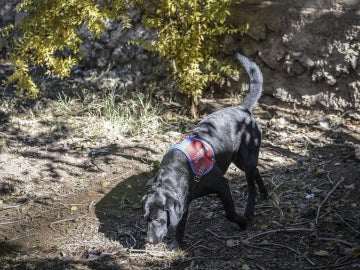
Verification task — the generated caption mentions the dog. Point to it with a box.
[142,53,268,249]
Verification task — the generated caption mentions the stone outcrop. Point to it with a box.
[228,0,359,110]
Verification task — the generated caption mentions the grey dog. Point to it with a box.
[142,53,268,249]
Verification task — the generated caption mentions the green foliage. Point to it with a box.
[138,0,247,116]
[1,0,246,116]
[1,0,127,97]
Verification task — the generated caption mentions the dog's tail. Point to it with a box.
[235,53,263,112]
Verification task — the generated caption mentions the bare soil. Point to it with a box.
[0,100,359,270]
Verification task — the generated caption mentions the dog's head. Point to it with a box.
[142,187,183,245]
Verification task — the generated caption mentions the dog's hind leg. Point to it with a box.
[234,151,267,220]
[255,167,268,200]
[242,166,257,220]
[240,166,267,220]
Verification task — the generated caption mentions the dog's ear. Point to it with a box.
[166,200,182,227]
[141,194,148,204]
[141,194,150,218]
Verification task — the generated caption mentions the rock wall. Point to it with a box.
[77,10,167,93]
[228,0,359,111]
[1,0,359,111]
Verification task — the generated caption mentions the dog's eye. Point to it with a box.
[146,216,160,223]
[153,217,163,223]
[149,217,166,224]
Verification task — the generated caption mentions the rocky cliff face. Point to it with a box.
[1,0,359,111]
[228,0,359,111]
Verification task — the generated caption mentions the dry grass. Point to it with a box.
[55,87,163,140]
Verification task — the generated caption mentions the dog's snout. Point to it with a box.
[146,235,154,244]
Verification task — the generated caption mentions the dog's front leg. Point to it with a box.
[215,177,247,230]
[169,209,189,250]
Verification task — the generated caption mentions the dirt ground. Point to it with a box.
[0,99,359,270]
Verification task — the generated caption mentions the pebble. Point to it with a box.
[318,120,330,129]
[355,148,360,160]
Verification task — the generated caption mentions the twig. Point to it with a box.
[49,218,75,231]
[254,242,299,254]
[124,232,137,249]
[248,244,275,252]
[255,263,267,270]
[335,213,360,235]
[0,204,21,210]
[185,239,203,252]
[128,248,173,258]
[315,177,345,225]
[88,200,96,213]
[306,257,356,269]
[91,159,104,171]
[305,257,316,267]
[0,220,20,225]
[318,237,354,248]
[206,229,232,240]
[245,228,316,241]
[0,131,11,137]
[107,166,137,182]
[85,251,120,261]
[182,256,210,263]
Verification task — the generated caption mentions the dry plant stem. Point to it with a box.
[305,257,316,267]
[318,237,354,247]
[206,228,232,240]
[335,213,360,234]
[124,231,137,248]
[0,220,20,225]
[107,165,137,182]
[185,240,204,252]
[307,257,357,270]
[245,228,316,241]
[0,204,21,210]
[248,244,275,252]
[254,242,299,254]
[255,263,267,270]
[91,159,103,171]
[49,218,76,231]
[128,248,174,258]
[315,177,345,225]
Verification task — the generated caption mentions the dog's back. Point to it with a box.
[189,54,263,171]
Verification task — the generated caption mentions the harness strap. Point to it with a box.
[169,136,215,181]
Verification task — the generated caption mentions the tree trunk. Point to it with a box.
[190,96,199,120]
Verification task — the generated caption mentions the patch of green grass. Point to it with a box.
[56,92,79,115]
[88,89,162,138]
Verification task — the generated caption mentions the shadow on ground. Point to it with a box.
[95,172,150,249]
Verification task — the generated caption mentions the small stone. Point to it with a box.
[355,148,360,160]
[277,117,287,129]
[318,120,330,129]
[226,239,240,248]
[51,125,59,133]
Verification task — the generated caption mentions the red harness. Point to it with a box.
[169,137,215,181]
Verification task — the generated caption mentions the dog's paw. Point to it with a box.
[235,215,247,230]
[168,240,182,251]
[244,209,254,221]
